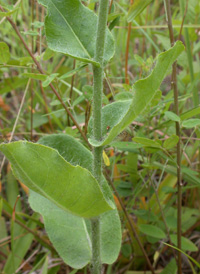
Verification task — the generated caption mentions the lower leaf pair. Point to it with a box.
[0,134,122,269]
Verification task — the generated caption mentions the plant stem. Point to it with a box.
[164,1,182,273]
[91,0,110,273]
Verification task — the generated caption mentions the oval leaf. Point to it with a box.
[0,142,114,218]
[29,190,92,269]
[160,259,177,274]
[139,224,166,239]
[170,234,198,252]
[88,41,185,147]
[38,134,121,265]
[182,119,200,128]
[39,0,114,65]
[164,111,180,122]
[163,135,179,150]
[180,106,200,121]
[133,137,161,148]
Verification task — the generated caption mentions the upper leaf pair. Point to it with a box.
[88,41,185,147]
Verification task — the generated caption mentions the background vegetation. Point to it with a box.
[0,0,200,273]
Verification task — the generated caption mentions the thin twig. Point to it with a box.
[104,171,155,274]
[108,0,114,14]
[178,0,189,40]
[15,249,39,273]
[2,209,55,252]
[68,59,76,126]
[0,0,21,25]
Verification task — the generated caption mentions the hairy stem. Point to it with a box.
[164,1,182,273]
[91,0,110,273]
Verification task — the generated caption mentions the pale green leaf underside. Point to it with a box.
[36,134,122,266]
[29,190,92,269]
[0,142,114,218]
[38,0,114,65]
[88,41,185,147]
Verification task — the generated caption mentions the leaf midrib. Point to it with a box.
[49,0,92,59]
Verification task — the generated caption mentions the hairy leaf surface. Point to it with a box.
[88,41,184,147]
[29,191,92,269]
[0,142,114,218]
[38,0,114,65]
[37,134,122,266]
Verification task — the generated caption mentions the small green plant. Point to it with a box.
[0,0,184,273]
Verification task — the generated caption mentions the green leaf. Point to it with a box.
[38,134,121,264]
[160,259,177,274]
[133,137,161,148]
[100,209,121,264]
[26,134,121,268]
[38,0,114,65]
[182,119,200,128]
[59,65,87,80]
[42,73,59,87]
[164,111,180,122]
[114,92,134,101]
[88,41,185,147]
[133,209,158,222]
[111,141,143,152]
[0,42,10,64]
[180,106,200,121]
[163,135,179,150]
[127,0,152,22]
[139,224,166,239]
[0,141,114,218]
[170,235,198,252]
[29,191,92,269]
[22,30,39,36]
[22,73,47,81]
[0,7,19,17]
[0,77,27,95]
[43,48,55,61]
